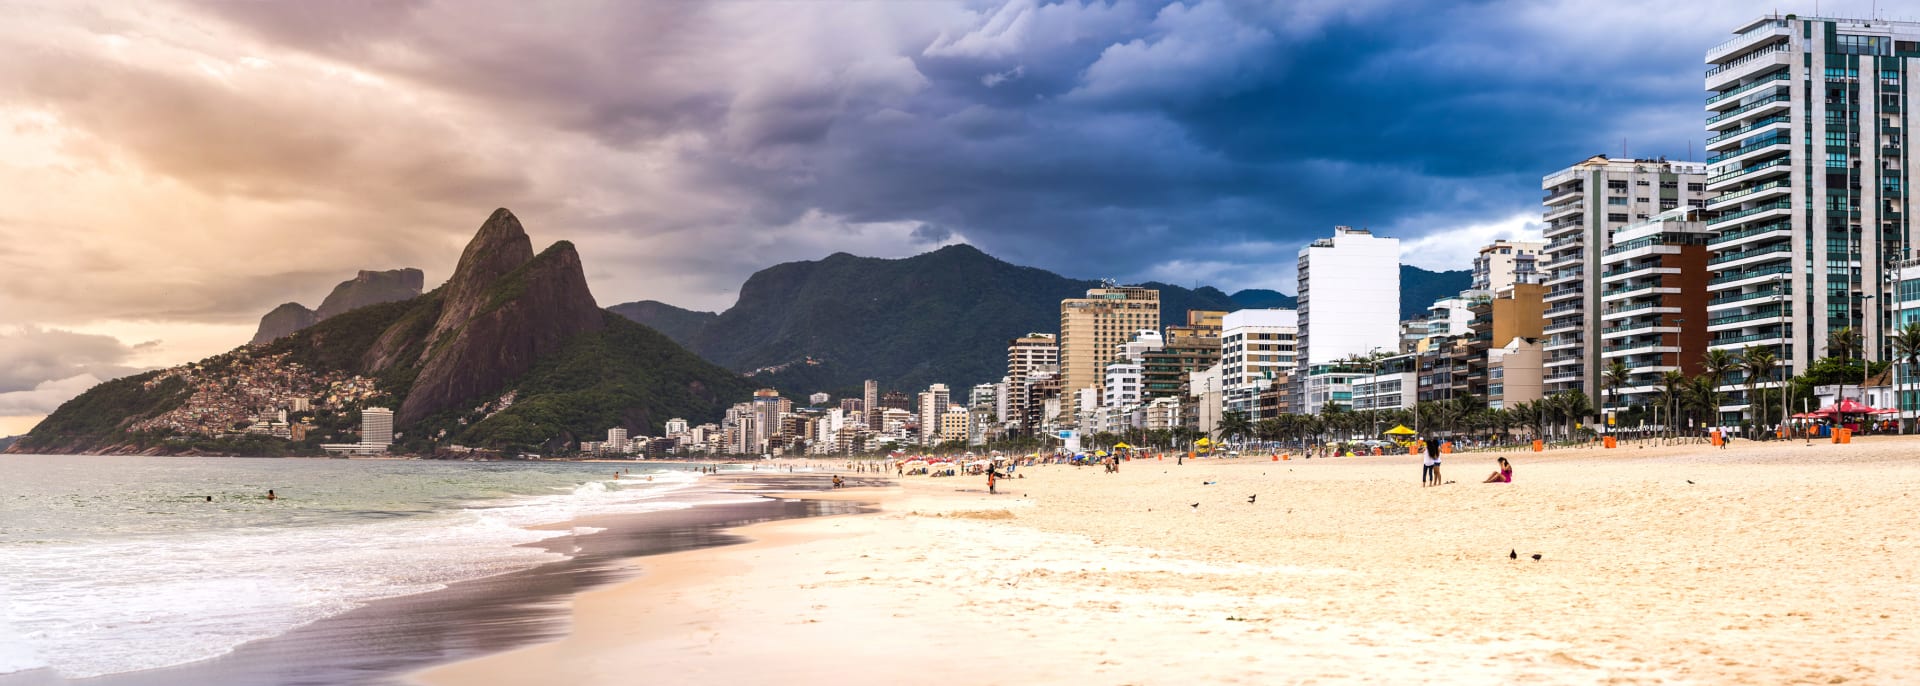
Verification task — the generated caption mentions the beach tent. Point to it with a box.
[1111,442,1132,449]
[1383,425,1416,436]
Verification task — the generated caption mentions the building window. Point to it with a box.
[1687,183,1705,192]
[1608,213,1629,223]
[1608,180,1629,191]
[1829,152,1849,168]
[1608,197,1628,206]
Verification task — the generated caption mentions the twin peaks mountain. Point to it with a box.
[611,245,1467,397]
[15,209,750,456]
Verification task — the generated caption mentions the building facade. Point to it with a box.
[1473,239,1546,292]
[1060,287,1160,420]
[1599,208,1714,412]
[1219,309,1298,420]
[1703,15,1920,417]
[1296,226,1400,413]
[1541,156,1710,401]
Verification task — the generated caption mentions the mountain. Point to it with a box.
[606,300,717,349]
[1229,289,1297,310]
[615,246,1468,398]
[249,268,425,344]
[0,435,18,452]
[1399,265,1473,320]
[252,303,319,344]
[13,209,750,456]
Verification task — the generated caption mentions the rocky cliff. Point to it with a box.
[249,268,425,344]
[251,303,319,345]
[392,210,604,425]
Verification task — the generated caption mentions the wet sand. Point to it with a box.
[4,475,874,686]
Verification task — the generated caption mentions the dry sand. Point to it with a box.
[413,437,1920,685]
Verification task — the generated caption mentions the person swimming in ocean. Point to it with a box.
[266,489,277,501]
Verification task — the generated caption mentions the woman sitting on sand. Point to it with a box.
[1483,457,1513,483]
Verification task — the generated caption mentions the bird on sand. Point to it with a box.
[1190,502,1200,510]
[1510,549,1517,560]
[1531,554,1542,561]
[1687,480,1695,484]
[1247,495,1257,504]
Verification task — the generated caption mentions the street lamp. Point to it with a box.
[1773,273,1790,438]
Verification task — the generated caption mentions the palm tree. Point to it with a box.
[1660,370,1688,440]
[1741,345,1778,435]
[1893,323,1920,434]
[1700,348,1739,428]
[1602,359,1634,419]
[1552,391,1593,441]
[1217,411,1252,449]
[1829,326,1863,362]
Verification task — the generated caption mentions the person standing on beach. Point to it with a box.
[987,469,998,495]
[1422,438,1442,487]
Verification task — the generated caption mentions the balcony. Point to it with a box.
[1707,287,1789,310]
[1705,43,1794,88]
[1707,179,1792,209]
[1602,282,1681,299]
[1705,21,1790,61]
[1601,303,1681,321]
[1706,71,1792,109]
[1709,243,1792,267]
[1710,332,1787,349]
[1709,263,1792,286]
[1542,184,1584,205]
[1707,308,1790,330]
[1706,94,1791,127]
[1707,220,1791,247]
[1706,157,1791,188]
[1705,134,1790,165]
[1600,263,1681,283]
[1544,202,1585,221]
[1544,303,1582,316]
[1706,114,1792,148]
[1707,199,1792,226]
[1544,286,1583,302]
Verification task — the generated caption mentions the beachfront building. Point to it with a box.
[940,406,968,445]
[321,406,395,456]
[1059,285,1161,421]
[1164,309,1226,340]
[1488,337,1545,409]
[916,383,950,446]
[1398,319,1431,354]
[1219,309,1298,420]
[1004,333,1060,435]
[1351,354,1418,411]
[1541,156,1711,401]
[1424,292,1481,346]
[1599,208,1713,414]
[863,380,880,430]
[606,427,629,454]
[1473,239,1546,292]
[751,389,782,451]
[1296,226,1400,414]
[1188,363,1224,438]
[1703,15,1920,417]
[1141,330,1222,401]
[1102,329,1163,408]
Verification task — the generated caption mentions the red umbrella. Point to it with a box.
[1791,412,1819,419]
[1833,398,1874,414]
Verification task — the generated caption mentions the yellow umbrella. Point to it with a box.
[1095,450,1109,457]
[1195,437,1212,446]
[1112,442,1132,449]
[1383,425,1417,436]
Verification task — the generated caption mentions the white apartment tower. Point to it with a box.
[1472,239,1546,293]
[1540,156,1709,400]
[361,407,393,448]
[1703,15,1920,415]
[1102,329,1164,408]
[917,383,950,445]
[1295,227,1399,413]
[1220,309,1297,419]
[863,380,880,430]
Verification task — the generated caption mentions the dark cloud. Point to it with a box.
[0,327,145,394]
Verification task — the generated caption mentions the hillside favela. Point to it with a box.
[3,4,1919,685]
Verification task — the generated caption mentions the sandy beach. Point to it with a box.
[412,437,1920,685]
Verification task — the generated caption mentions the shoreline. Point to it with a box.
[5,473,873,686]
[415,438,1920,685]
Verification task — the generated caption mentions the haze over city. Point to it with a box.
[0,0,1894,435]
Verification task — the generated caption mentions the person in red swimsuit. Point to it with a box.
[1483,457,1513,483]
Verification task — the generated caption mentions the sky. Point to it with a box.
[0,0,1891,435]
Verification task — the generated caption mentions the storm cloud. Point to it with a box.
[0,0,1783,426]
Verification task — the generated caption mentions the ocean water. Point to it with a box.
[0,455,744,680]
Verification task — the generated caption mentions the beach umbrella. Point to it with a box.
[1834,398,1874,414]
[1383,425,1417,436]
[1112,442,1132,449]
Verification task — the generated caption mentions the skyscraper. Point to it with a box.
[752,389,781,452]
[1060,286,1160,420]
[1220,309,1297,419]
[863,379,880,430]
[1296,226,1399,413]
[916,383,949,445]
[1703,15,1920,421]
[1541,156,1709,401]
[360,407,393,448]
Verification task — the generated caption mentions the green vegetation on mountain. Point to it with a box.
[13,209,751,457]
[613,245,1468,397]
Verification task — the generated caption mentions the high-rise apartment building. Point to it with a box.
[916,383,950,445]
[361,407,393,448]
[1164,310,1226,341]
[863,380,880,430]
[1296,226,1400,413]
[1220,309,1298,419]
[1541,156,1710,401]
[1141,333,1222,400]
[1473,239,1546,292]
[1703,15,1920,419]
[1102,329,1163,408]
[1059,286,1160,419]
[1598,208,1713,412]
[751,389,781,450]
[1004,333,1059,433]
